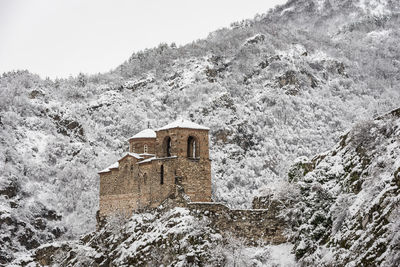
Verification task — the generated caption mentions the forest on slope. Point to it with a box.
[1,0,400,264]
[284,107,400,265]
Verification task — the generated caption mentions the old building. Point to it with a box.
[98,119,212,218]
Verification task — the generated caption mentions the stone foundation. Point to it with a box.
[99,193,138,218]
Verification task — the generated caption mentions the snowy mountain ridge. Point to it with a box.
[1,0,400,265]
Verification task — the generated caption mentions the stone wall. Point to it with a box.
[99,156,139,217]
[177,158,212,202]
[97,195,287,245]
[154,128,211,202]
[99,193,137,217]
[99,127,212,218]
[252,196,286,217]
[129,138,156,154]
[137,158,178,209]
[155,128,209,159]
[187,202,286,244]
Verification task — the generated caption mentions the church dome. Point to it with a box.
[129,129,156,139]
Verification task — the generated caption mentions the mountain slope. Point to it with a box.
[9,109,400,267]
[1,0,400,264]
[284,108,400,265]
[19,207,294,266]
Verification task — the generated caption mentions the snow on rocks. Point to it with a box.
[243,34,266,46]
[23,207,296,266]
[285,110,400,266]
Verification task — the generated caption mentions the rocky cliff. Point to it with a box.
[283,108,400,266]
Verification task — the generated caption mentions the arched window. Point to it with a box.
[144,144,148,153]
[187,136,199,158]
[163,136,171,157]
[160,165,164,184]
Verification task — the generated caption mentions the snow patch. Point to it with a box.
[268,243,296,266]
[358,0,390,16]
[280,7,294,16]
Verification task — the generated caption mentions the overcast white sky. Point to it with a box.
[0,0,286,78]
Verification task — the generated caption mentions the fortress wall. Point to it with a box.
[187,202,286,244]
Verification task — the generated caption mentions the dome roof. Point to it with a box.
[129,129,156,140]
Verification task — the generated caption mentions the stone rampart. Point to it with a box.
[187,202,286,244]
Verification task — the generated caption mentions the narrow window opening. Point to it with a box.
[160,165,164,184]
[163,137,172,157]
[187,136,199,158]
[167,139,171,157]
[144,144,148,153]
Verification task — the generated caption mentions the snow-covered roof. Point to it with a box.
[137,156,156,164]
[139,153,155,157]
[98,161,119,174]
[137,155,178,164]
[157,119,209,131]
[119,152,143,161]
[129,129,156,140]
[99,153,143,173]
[108,162,119,169]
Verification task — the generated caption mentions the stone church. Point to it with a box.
[98,119,212,218]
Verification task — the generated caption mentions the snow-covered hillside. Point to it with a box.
[14,207,295,266]
[1,0,400,265]
[283,107,400,266]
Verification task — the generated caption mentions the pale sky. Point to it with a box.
[0,0,286,79]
